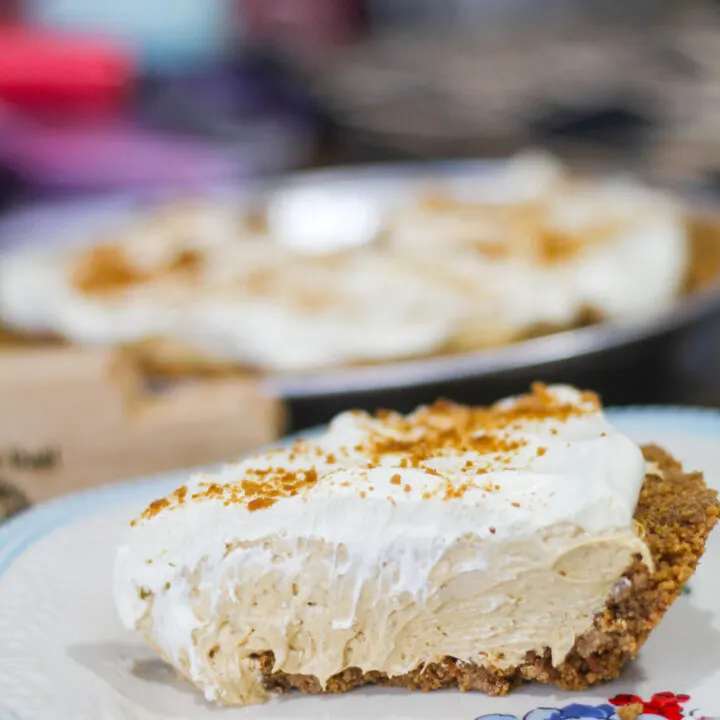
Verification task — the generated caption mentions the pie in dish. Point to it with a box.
[114,384,719,706]
[0,153,710,375]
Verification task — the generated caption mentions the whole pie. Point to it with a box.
[2,153,716,375]
[114,384,719,706]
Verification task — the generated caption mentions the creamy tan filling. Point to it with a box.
[134,524,650,706]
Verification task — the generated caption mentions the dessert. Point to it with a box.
[114,384,719,706]
[0,153,707,375]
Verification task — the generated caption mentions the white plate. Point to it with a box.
[1,408,719,720]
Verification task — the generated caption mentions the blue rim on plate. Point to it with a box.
[1,406,719,584]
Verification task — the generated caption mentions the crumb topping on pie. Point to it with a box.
[135,383,601,521]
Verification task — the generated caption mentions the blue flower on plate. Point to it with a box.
[476,702,618,720]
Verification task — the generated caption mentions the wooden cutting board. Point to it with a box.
[0,346,284,503]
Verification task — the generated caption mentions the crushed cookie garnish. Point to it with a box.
[248,497,277,512]
[173,485,188,503]
[444,482,469,501]
[139,497,170,522]
[131,384,600,521]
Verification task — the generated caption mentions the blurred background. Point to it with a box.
[2,1,720,205]
[2,0,720,514]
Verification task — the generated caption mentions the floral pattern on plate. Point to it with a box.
[475,692,713,720]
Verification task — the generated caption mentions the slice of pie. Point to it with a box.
[114,384,719,706]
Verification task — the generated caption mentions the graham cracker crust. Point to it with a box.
[255,445,719,698]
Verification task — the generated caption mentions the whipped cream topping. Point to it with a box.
[115,385,651,705]
[0,152,689,372]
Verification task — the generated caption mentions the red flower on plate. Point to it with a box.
[610,692,691,720]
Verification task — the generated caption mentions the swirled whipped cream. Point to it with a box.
[115,385,652,706]
[0,153,689,372]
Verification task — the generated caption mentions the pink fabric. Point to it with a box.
[0,24,132,115]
